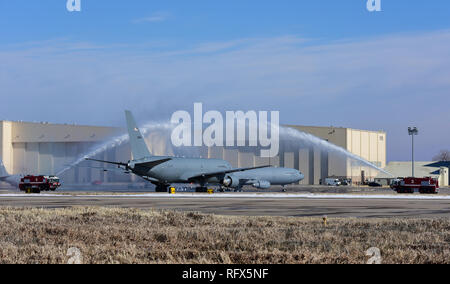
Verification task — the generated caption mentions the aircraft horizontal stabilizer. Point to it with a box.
[86,157,172,171]
[85,158,128,167]
[74,165,131,174]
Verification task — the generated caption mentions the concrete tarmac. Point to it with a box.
[0,192,449,218]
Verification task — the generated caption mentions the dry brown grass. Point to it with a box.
[0,207,448,264]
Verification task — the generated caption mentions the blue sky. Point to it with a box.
[0,0,449,161]
[1,1,449,44]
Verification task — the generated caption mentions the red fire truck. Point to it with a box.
[19,175,61,194]
[390,177,439,194]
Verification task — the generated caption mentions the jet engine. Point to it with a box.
[222,175,240,188]
[252,180,271,189]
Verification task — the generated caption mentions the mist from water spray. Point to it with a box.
[279,126,392,176]
[56,119,392,177]
[56,121,175,175]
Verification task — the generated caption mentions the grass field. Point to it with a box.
[0,207,448,264]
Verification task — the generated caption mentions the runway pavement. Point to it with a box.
[0,192,449,218]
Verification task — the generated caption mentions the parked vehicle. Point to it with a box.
[19,175,61,194]
[390,177,439,194]
[324,178,341,186]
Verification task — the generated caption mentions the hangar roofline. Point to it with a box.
[0,120,121,130]
[283,124,386,134]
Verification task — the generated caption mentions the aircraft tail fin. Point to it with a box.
[125,110,152,160]
[0,160,10,178]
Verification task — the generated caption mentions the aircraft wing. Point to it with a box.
[185,165,271,182]
[134,158,172,170]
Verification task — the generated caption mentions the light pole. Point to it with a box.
[408,127,418,177]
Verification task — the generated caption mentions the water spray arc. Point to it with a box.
[57,120,391,179]
[278,126,392,176]
[56,122,174,176]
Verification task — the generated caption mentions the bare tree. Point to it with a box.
[433,150,450,161]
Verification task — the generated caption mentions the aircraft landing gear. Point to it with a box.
[282,186,287,192]
[155,184,169,193]
[195,187,208,193]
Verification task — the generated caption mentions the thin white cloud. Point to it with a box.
[162,36,309,57]
[1,31,449,160]
[132,12,170,24]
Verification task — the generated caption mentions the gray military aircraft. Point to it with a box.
[0,161,21,187]
[87,111,304,192]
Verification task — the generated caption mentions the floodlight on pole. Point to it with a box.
[408,127,418,177]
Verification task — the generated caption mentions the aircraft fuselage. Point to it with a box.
[129,156,304,188]
[130,157,231,183]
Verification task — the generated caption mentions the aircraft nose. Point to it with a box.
[296,170,304,181]
[289,169,304,182]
